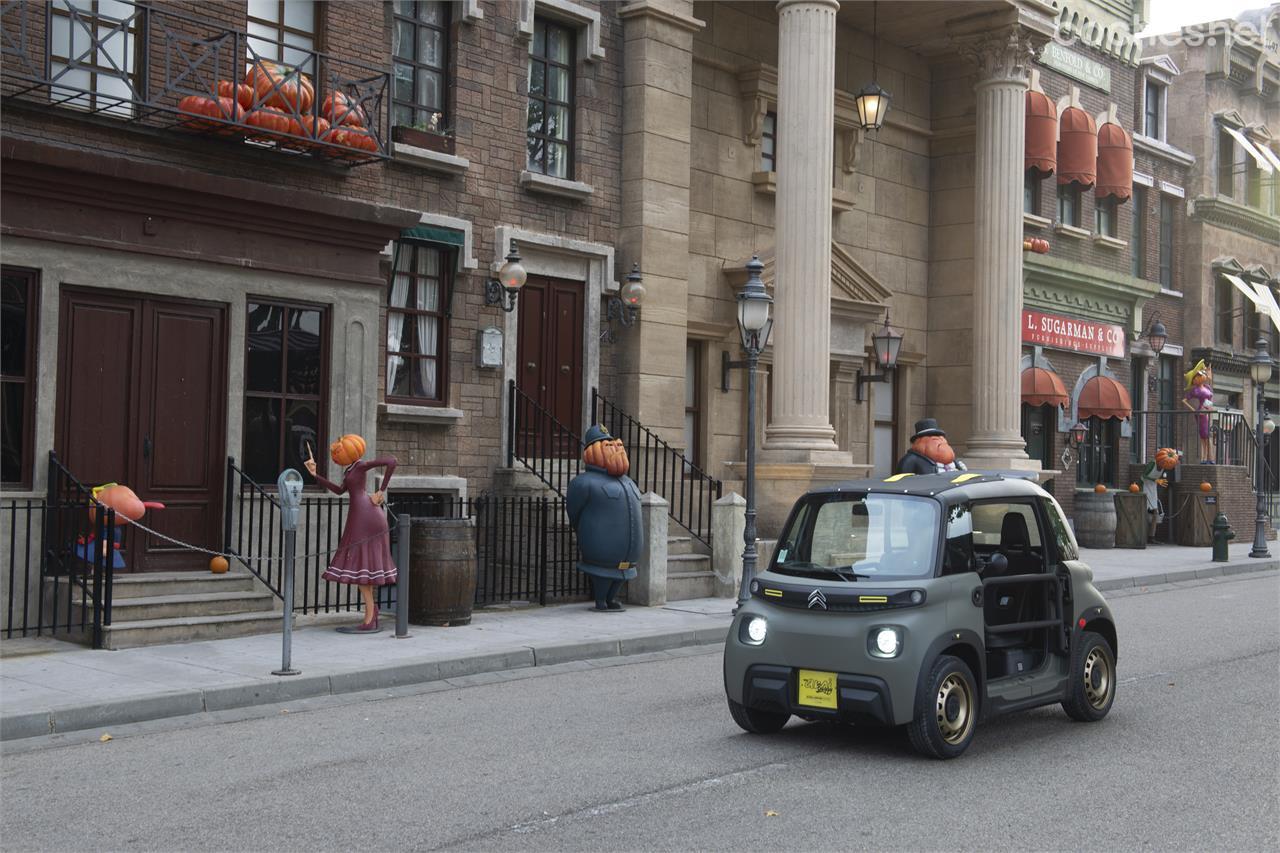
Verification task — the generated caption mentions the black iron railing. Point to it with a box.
[592,389,722,547]
[507,380,584,498]
[1,0,390,164]
[473,495,587,607]
[1130,409,1253,469]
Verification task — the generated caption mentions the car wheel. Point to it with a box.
[1062,630,1116,722]
[907,655,979,760]
[727,698,790,734]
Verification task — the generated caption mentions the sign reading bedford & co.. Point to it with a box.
[1023,309,1125,358]
[1039,41,1112,93]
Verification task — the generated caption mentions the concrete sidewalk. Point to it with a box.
[1,542,1274,742]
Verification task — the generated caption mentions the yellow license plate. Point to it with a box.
[797,669,838,709]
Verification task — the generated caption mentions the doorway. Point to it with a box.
[55,289,228,571]
[516,275,583,457]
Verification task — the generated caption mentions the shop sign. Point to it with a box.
[1022,309,1125,358]
[1040,41,1112,93]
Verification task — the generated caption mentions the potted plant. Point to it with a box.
[392,112,455,154]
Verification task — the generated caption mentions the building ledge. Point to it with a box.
[1054,222,1091,240]
[1160,287,1184,298]
[519,170,594,200]
[751,171,857,212]
[1191,195,1280,242]
[393,142,469,176]
[1132,133,1196,167]
[1024,252,1161,328]
[1093,234,1127,250]
[378,403,465,425]
[1023,212,1052,230]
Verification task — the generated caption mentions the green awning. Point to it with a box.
[400,225,465,247]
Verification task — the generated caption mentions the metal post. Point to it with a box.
[737,348,760,606]
[1251,391,1271,558]
[394,511,410,638]
[273,527,300,675]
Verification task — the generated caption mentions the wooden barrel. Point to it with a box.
[1074,491,1117,549]
[409,517,477,626]
[1113,493,1148,549]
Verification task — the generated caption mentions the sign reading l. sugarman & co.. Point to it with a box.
[1023,309,1125,358]
[1039,41,1112,92]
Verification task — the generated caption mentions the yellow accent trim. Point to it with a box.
[858,595,889,604]
[763,589,784,598]
[951,473,981,483]
[883,473,915,482]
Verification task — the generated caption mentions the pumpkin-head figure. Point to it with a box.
[582,424,629,477]
[910,419,956,466]
[1184,359,1212,391]
[330,433,367,467]
[88,483,164,526]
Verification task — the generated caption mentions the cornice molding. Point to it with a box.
[1024,254,1161,326]
[1191,196,1280,243]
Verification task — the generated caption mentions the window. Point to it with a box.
[387,243,451,404]
[392,1,449,131]
[1247,284,1279,355]
[1130,357,1146,464]
[1,268,38,488]
[1131,185,1146,278]
[773,492,940,580]
[1246,156,1264,209]
[247,0,318,66]
[1020,403,1053,470]
[684,342,702,470]
[872,372,898,478]
[1218,127,1236,199]
[1143,80,1164,140]
[243,301,328,484]
[526,18,575,179]
[761,111,777,172]
[1076,416,1119,487]
[1024,172,1041,215]
[1039,496,1077,561]
[1216,277,1235,346]
[49,0,139,116]
[1058,183,1080,227]
[1157,356,1177,450]
[1096,196,1117,237]
[1158,194,1175,289]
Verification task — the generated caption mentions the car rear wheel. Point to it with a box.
[907,655,979,760]
[728,698,790,734]
[1062,630,1116,722]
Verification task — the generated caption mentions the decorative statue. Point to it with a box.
[1183,360,1214,464]
[566,424,643,612]
[896,419,967,476]
[79,483,165,566]
[304,435,398,634]
[1139,460,1169,543]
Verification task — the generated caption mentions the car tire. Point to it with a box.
[727,698,790,734]
[1062,630,1116,722]
[907,655,979,760]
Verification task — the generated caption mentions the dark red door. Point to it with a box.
[56,289,227,571]
[516,276,583,457]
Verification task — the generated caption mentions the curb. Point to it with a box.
[1092,558,1278,591]
[0,626,731,743]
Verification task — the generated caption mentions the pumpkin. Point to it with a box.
[1155,447,1180,471]
[1093,484,1107,494]
[583,438,630,477]
[1200,482,1213,493]
[210,556,229,574]
[245,61,314,113]
[330,434,367,467]
[321,91,368,128]
[88,484,163,526]
[1129,483,1140,493]
[177,95,240,132]
[322,126,379,155]
[216,79,255,110]
[244,106,293,141]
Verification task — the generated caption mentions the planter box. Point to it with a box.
[392,125,454,154]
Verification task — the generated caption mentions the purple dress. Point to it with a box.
[315,457,398,586]
[1186,384,1213,439]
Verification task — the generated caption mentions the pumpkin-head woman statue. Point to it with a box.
[566,425,644,612]
[1182,360,1214,464]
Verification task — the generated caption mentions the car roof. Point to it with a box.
[802,471,1051,506]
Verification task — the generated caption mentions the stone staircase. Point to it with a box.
[68,571,280,649]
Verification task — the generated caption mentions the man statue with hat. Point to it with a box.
[895,418,967,476]
[566,424,644,612]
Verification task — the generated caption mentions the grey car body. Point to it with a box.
[723,472,1117,757]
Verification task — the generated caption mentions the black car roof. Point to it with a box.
[803,471,1051,505]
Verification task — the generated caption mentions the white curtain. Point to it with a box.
[387,245,411,394]
[415,247,439,399]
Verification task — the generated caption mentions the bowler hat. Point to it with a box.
[910,418,946,442]
[582,423,613,449]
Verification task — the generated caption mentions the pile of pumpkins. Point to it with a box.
[177,61,377,156]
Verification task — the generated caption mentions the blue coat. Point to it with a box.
[566,465,643,579]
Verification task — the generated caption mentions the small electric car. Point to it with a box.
[724,472,1117,759]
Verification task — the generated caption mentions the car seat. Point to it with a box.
[985,512,1037,650]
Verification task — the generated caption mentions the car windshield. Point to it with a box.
[771,492,941,581]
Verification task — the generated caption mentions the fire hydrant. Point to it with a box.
[1211,512,1235,562]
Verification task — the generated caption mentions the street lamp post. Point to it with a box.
[735,256,773,606]
[1249,338,1272,558]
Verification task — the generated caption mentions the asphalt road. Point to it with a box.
[2,573,1276,852]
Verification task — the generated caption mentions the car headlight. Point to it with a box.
[868,625,902,658]
[741,616,768,645]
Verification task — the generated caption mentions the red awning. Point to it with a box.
[1025,90,1057,177]
[1057,106,1097,187]
[1096,122,1133,201]
[1021,367,1069,408]
[1077,375,1132,420]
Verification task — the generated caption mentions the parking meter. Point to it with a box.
[277,469,304,531]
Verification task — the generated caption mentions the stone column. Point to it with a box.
[763,0,842,457]
[630,491,669,606]
[952,20,1050,469]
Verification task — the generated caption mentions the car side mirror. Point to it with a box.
[987,553,1009,575]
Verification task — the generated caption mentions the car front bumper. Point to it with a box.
[741,663,895,726]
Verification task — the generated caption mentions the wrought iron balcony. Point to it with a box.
[1,0,391,165]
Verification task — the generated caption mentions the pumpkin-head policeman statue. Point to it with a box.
[895,418,967,476]
[566,424,644,612]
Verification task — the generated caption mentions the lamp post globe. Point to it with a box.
[736,254,772,607]
[498,240,527,293]
[621,263,646,308]
[1250,338,1272,558]
[1148,319,1167,355]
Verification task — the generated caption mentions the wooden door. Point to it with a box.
[57,290,227,571]
[516,276,583,457]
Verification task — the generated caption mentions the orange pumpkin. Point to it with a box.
[1093,484,1107,493]
[216,79,255,110]
[322,126,379,154]
[583,438,630,477]
[178,95,241,132]
[1154,447,1179,471]
[330,434,367,466]
[1200,482,1213,493]
[321,91,368,128]
[210,556,229,574]
[287,115,331,148]
[245,60,314,113]
[1128,483,1140,493]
